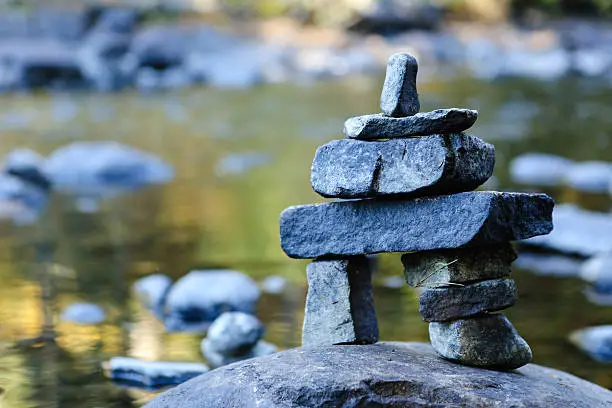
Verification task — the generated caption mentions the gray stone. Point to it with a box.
[569,325,612,363]
[429,314,532,369]
[343,109,478,140]
[145,342,612,408]
[206,312,264,356]
[60,302,106,325]
[311,133,494,199]
[403,243,516,286]
[133,274,173,314]
[108,357,209,389]
[201,339,277,368]
[302,257,378,346]
[419,279,517,322]
[510,153,573,187]
[523,204,612,257]
[280,191,554,259]
[380,53,419,117]
[514,252,583,277]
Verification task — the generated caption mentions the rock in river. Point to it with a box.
[164,270,260,332]
[145,342,612,408]
[280,191,553,259]
[379,53,419,117]
[311,133,494,199]
[204,312,264,356]
[343,109,478,140]
[107,357,208,389]
[570,325,612,363]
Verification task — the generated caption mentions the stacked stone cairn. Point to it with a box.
[279,53,555,370]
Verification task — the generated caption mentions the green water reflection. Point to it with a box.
[0,74,611,407]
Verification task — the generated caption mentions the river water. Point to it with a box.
[0,74,611,407]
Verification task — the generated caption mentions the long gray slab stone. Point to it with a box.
[380,53,420,117]
[311,133,494,199]
[280,191,553,259]
[302,257,378,346]
[344,109,478,140]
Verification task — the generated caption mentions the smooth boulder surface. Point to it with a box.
[429,314,532,369]
[145,342,612,408]
[379,53,419,117]
[419,279,517,322]
[205,312,264,356]
[403,243,516,286]
[343,109,478,140]
[311,133,494,199]
[280,191,553,259]
[164,270,260,332]
[523,204,612,257]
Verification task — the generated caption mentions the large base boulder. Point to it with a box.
[145,342,612,408]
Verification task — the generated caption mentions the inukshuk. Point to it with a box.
[279,53,554,370]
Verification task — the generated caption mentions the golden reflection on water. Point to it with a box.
[0,75,611,406]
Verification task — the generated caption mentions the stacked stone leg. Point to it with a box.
[279,52,554,370]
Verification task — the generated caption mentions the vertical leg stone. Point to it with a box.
[302,256,378,346]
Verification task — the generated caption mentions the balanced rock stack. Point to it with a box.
[280,53,555,370]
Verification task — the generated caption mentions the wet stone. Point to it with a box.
[280,191,554,259]
[302,257,378,346]
[344,109,478,140]
[429,314,532,370]
[419,278,517,322]
[380,53,420,117]
[403,244,516,286]
[311,133,494,199]
[205,312,264,356]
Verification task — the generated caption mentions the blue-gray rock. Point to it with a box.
[43,141,174,200]
[565,161,612,194]
[569,325,612,362]
[260,275,288,294]
[133,274,173,315]
[419,279,517,322]
[403,244,516,286]
[107,357,208,389]
[311,133,494,199]
[343,109,478,140]
[145,342,612,408]
[380,53,419,117]
[510,153,573,187]
[523,204,612,257]
[2,148,50,190]
[429,314,532,369]
[514,252,583,277]
[303,257,378,346]
[580,252,612,288]
[348,0,443,33]
[205,312,264,356]
[280,191,554,259]
[60,302,106,325]
[164,270,260,332]
[91,7,139,35]
[201,339,277,368]
[78,32,132,91]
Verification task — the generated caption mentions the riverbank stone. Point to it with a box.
[280,191,553,259]
[429,314,532,369]
[107,357,208,389]
[311,133,494,199]
[205,312,264,356]
[302,257,378,346]
[419,278,517,322]
[380,53,419,117]
[403,244,516,286]
[344,109,478,140]
[145,342,612,408]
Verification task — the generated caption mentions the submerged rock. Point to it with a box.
[429,314,532,370]
[570,326,612,362]
[311,134,494,199]
[280,191,553,259]
[164,270,260,332]
[343,109,478,140]
[60,302,106,325]
[523,204,612,257]
[145,342,612,408]
[107,357,208,388]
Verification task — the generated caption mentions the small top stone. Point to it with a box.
[380,53,420,117]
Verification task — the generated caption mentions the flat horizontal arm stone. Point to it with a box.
[344,109,478,140]
[279,191,553,259]
[403,244,516,286]
[418,278,517,322]
[311,133,494,199]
